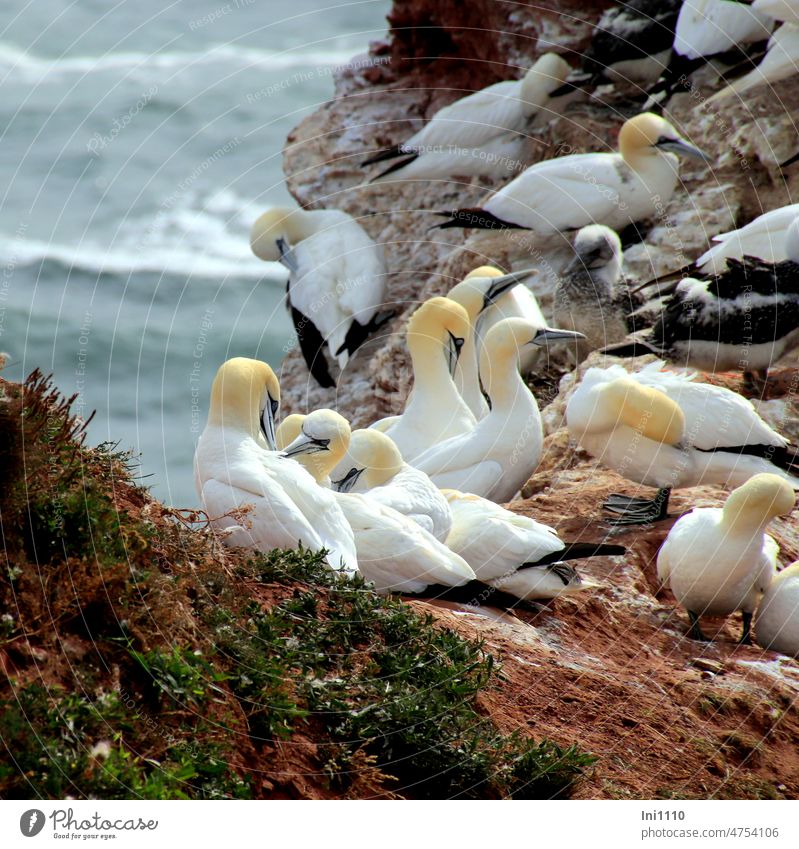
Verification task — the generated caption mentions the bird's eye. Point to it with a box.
[316,438,331,448]
[454,337,465,349]
[270,396,279,417]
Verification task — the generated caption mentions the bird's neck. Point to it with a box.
[408,333,460,404]
[481,346,527,411]
[455,331,486,412]
[720,505,772,537]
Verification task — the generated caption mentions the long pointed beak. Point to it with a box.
[658,138,710,163]
[532,327,586,347]
[479,268,537,312]
[261,399,278,451]
[280,434,325,459]
[333,466,364,493]
[446,332,464,377]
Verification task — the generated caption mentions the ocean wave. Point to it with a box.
[0,41,367,82]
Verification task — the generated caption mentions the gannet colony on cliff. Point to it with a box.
[195,1,799,652]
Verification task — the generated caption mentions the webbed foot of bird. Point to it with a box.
[688,612,710,642]
[603,488,670,526]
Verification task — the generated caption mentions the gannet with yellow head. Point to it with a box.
[194,358,357,575]
[280,409,475,593]
[413,317,584,502]
[755,560,799,657]
[566,362,799,524]
[658,473,794,643]
[435,112,708,234]
[250,205,390,389]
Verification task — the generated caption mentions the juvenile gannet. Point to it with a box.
[648,0,774,101]
[550,0,681,94]
[606,217,799,387]
[435,113,708,235]
[362,53,572,182]
[657,474,794,642]
[708,22,799,102]
[250,206,391,388]
[446,266,540,417]
[381,297,477,462]
[413,318,584,502]
[275,413,305,450]
[281,410,475,594]
[755,561,799,656]
[194,358,357,574]
[330,428,452,541]
[440,489,625,604]
[552,224,642,363]
[566,362,799,524]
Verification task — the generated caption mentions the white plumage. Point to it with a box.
[673,0,773,60]
[755,561,799,656]
[753,0,799,25]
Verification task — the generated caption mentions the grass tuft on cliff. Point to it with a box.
[0,371,595,799]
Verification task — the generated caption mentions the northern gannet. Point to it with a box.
[657,473,794,642]
[446,266,540,418]
[755,561,799,656]
[440,489,625,604]
[362,53,572,182]
[552,224,641,364]
[566,362,799,524]
[381,297,477,462]
[413,318,584,502]
[435,113,708,235]
[280,409,475,594]
[607,217,799,386]
[275,413,305,450]
[330,428,452,541]
[250,206,391,388]
[752,0,799,25]
[194,358,357,574]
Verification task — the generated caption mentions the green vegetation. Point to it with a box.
[0,370,595,799]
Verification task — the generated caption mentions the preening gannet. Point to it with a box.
[193,358,357,574]
[330,428,452,541]
[552,224,642,363]
[606,217,799,385]
[755,561,799,656]
[446,266,540,418]
[250,206,391,388]
[275,413,305,450]
[435,113,708,235]
[657,473,794,642]
[566,362,799,524]
[413,318,584,502]
[362,53,572,182]
[281,409,475,594]
[440,489,625,604]
[381,297,477,462]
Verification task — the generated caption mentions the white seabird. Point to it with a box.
[280,409,475,594]
[566,362,799,524]
[250,206,391,388]
[193,358,358,575]
[755,560,799,657]
[434,113,708,235]
[413,318,584,502]
[657,473,794,642]
[362,53,572,182]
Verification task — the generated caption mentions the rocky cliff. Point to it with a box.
[276,0,799,798]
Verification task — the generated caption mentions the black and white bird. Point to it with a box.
[552,224,644,363]
[362,53,572,183]
[250,206,392,388]
[605,216,799,386]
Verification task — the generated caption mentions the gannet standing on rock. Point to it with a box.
[250,206,391,389]
[434,113,708,235]
[657,474,794,643]
[330,428,452,541]
[439,489,625,606]
[280,410,475,594]
[413,318,585,502]
[362,53,572,182]
[605,217,799,388]
[566,362,799,524]
[755,561,799,656]
[380,297,476,462]
[552,225,642,363]
[194,358,358,575]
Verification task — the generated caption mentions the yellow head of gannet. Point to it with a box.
[208,357,281,449]
[281,408,351,483]
[449,266,537,323]
[407,296,471,372]
[521,53,571,106]
[721,473,796,532]
[332,429,404,493]
[249,207,314,261]
[597,377,686,446]
[618,112,708,167]
[276,413,306,451]
[479,317,584,378]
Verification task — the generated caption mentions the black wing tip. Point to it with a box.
[600,340,660,358]
[433,208,524,231]
[362,144,406,167]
